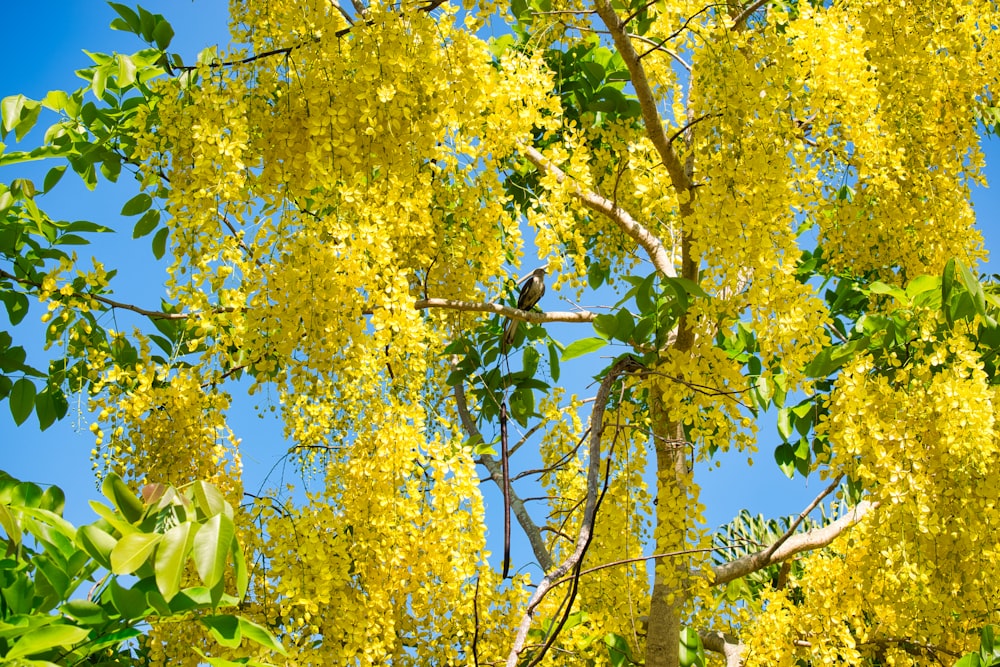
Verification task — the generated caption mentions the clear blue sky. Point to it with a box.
[1,1,998,568]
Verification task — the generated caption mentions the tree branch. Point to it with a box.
[712,500,879,585]
[0,268,190,320]
[517,144,677,279]
[505,356,644,667]
[760,474,843,562]
[701,630,745,667]
[592,0,693,195]
[414,297,596,324]
[454,381,555,573]
[731,0,770,30]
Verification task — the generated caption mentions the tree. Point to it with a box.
[2,0,1000,665]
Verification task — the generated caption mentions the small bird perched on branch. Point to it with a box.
[503,266,547,349]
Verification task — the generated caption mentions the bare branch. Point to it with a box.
[712,500,879,585]
[505,356,644,667]
[701,630,745,667]
[415,296,596,324]
[731,0,770,30]
[761,474,843,562]
[517,144,677,279]
[455,382,555,573]
[0,268,190,320]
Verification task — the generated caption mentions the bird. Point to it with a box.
[503,266,547,349]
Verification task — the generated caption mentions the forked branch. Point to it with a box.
[517,144,677,278]
[505,356,644,667]
[712,500,879,585]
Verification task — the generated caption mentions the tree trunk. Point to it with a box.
[644,387,691,667]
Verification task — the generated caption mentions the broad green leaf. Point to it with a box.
[42,165,66,193]
[202,614,241,648]
[547,343,560,382]
[110,533,162,574]
[132,209,160,238]
[774,443,795,479]
[868,281,907,303]
[5,623,90,659]
[237,616,286,654]
[593,313,618,340]
[116,54,137,87]
[153,19,175,50]
[108,2,142,34]
[562,337,606,361]
[76,524,117,569]
[192,481,229,520]
[678,626,705,667]
[101,472,145,522]
[152,226,168,259]
[605,632,633,667]
[10,378,36,426]
[193,512,235,589]
[60,599,108,624]
[121,192,152,216]
[109,579,149,619]
[231,538,248,598]
[155,522,195,600]
[776,407,792,441]
[666,275,711,300]
[1,95,26,135]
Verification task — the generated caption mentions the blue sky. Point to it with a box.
[1,1,998,572]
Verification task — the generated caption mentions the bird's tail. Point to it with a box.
[502,319,519,350]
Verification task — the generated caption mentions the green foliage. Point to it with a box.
[0,470,282,664]
[954,626,1000,667]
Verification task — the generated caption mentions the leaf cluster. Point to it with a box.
[0,470,283,665]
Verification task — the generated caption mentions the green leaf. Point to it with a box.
[132,209,160,238]
[774,443,795,479]
[666,276,711,300]
[956,258,987,318]
[192,481,229,520]
[942,258,956,327]
[121,192,152,216]
[593,313,618,340]
[2,94,27,135]
[678,626,705,667]
[776,407,792,441]
[101,472,145,522]
[522,345,540,377]
[116,54,137,87]
[42,166,66,193]
[605,632,633,667]
[76,524,117,569]
[10,378,37,426]
[202,614,241,648]
[152,226,168,259]
[108,2,142,34]
[954,655,982,667]
[153,19,175,50]
[110,532,161,574]
[193,513,235,589]
[155,522,195,600]
[868,281,908,303]
[547,343,560,382]
[60,599,108,624]
[562,336,607,361]
[236,616,286,654]
[92,65,109,100]
[6,623,90,659]
[110,579,149,619]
